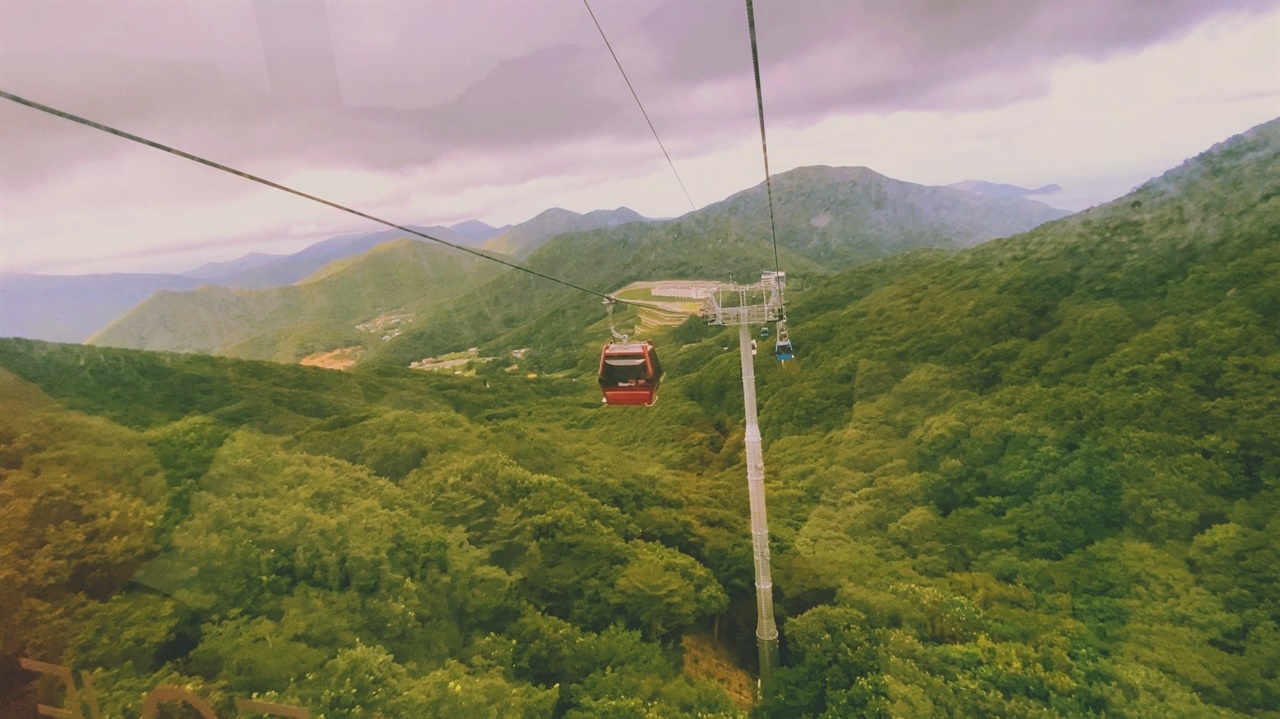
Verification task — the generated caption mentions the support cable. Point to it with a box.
[744,0,780,274]
[0,89,643,308]
[583,0,696,212]
[604,298,629,344]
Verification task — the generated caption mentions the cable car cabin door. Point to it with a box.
[598,341,662,406]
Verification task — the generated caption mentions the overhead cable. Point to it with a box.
[0,89,642,308]
[744,0,781,273]
[583,0,696,212]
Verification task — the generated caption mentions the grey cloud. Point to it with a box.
[354,0,1270,157]
[254,0,342,108]
[628,0,1271,117]
[385,44,639,148]
[1,1,1268,190]
[0,52,274,186]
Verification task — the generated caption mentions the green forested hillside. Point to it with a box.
[89,240,505,362]
[369,219,826,371]
[377,167,1066,370]
[698,165,1070,269]
[736,118,1280,717]
[90,166,1066,372]
[0,342,740,718]
[374,166,1066,371]
[2,120,1277,718]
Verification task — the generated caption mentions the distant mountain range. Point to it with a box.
[179,211,646,288]
[8,170,1066,352]
[0,212,633,343]
[365,166,1070,370]
[948,179,1063,198]
[0,222,501,343]
[482,207,649,258]
[694,166,1069,268]
[89,240,505,361]
[180,223,488,288]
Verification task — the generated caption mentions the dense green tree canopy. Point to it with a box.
[1,119,1276,717]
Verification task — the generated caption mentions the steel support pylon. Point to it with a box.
[738,321,779,691]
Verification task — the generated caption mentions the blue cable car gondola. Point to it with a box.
[774,338,794,361]
[774,319,794,361]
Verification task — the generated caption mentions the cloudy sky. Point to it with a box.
[1,0,1277,275]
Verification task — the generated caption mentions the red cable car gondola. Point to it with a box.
[598,340,663,406]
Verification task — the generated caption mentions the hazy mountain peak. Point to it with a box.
[482,206,652,258]
[173,224,480,290]
[756,165,888,187]
[184,252,287,280]
[583,207,645,223]
[528,207,579,221]
[949,179,1063,198]
[700,163,1071,264]
[297,237,418,284]
[449,219,510,244]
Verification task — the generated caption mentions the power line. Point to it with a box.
[744,0,780,274]
[0,89,641,308]
[583,0,696,212]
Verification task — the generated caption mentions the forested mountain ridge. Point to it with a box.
[482,206,651,258]
[1,211,602,346]
[83,164,1066,371]
[0,224,486,346]
[181,224,487,289]
[1,119,1277,718]
[700,164,1070,269]
[89,240,505,362]
[365,220,826,372]
[732,117,1280,716]
[449,219,511,244]
[371,166,1068,372]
